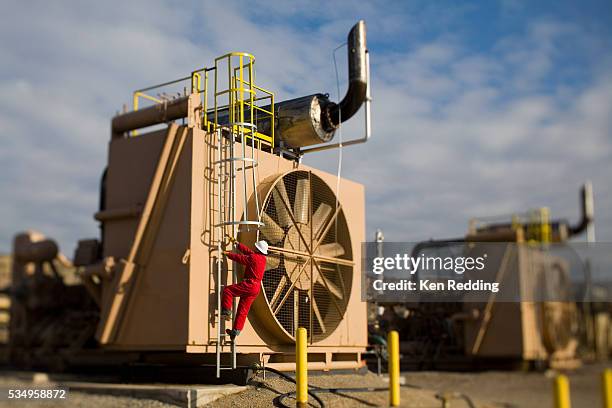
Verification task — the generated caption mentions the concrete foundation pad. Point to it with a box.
[58,381,247,407]
[0,372,247,408]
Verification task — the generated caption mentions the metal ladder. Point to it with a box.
[212,53,264,378]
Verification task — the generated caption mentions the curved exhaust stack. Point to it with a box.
[323,20,368,131]
[569,181,594,237]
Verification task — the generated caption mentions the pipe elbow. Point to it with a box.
[569,182,594,237]
[324,20,368,131]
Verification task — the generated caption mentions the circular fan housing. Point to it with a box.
[256,170,353,342]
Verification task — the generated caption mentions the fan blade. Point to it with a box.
[270,274,287,307]
[311,297,327,334]
[260,212,284,244]
[312,203,332,239]
[293,178,310,224]
[273,180,292,228]
[284,255,303,273]
[316,243,345,258]
[273,260,308,314]
[266,254,281,271]
[316,272,343,299]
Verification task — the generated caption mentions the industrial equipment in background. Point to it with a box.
[3,21,371,378]
[369,183,609,370]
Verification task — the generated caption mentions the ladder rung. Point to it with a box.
[210,341,233,346]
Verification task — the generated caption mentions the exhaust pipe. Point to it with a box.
[110,21,370,150]
[568,181,594,237]
[323,20,368,131]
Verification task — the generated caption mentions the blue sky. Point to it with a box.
[1,0,611,254]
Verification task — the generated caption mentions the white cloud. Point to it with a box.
[0,1,610,256]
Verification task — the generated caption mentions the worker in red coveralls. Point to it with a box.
[221,236,268,339]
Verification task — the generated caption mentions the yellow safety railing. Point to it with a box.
[131,92,162,137]
[191,72,201,93]
[213,52,275,149]
[233,77,274,146]
[126,52,274,149]
[191,70,210,131]
[526,207,552,244]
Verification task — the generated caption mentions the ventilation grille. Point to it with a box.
[259,170,353,342]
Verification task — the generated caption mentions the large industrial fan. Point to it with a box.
[256,170,353,342]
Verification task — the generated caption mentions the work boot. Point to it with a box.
[226,329,240,340]
[220,309,232,321]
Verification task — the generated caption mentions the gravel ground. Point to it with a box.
[0,364,607,407]
[210,364,609,408]
[403,363,606,408]
[207,371,488,408]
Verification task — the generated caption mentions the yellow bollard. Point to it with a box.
[554,374,571,408]
[388,330,400,407]
[296,327,308,406]
[603,369,612,408]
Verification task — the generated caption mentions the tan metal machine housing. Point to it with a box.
[89,118,367,370]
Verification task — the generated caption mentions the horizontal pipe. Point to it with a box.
[112,97,189,137]
[94,206,142,222]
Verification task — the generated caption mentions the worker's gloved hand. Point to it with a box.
[225,235,237,245]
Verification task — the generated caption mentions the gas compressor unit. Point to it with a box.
[7,21,371,376]
[368,184,596,370]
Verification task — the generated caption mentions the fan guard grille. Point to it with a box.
[258,170,353,342]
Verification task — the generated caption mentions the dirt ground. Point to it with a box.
[211,363,608,408]
[0,363,607,407]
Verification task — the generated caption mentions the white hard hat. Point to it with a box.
[255,240,268,255]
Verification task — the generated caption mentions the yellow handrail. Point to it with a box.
[127,53,274,148]
[131,92,163,136]
[191,72,202,93]
[213,52,274,149]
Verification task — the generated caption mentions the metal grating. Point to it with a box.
[259,170,353,342]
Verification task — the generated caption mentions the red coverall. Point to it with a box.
[222,242,267,331]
